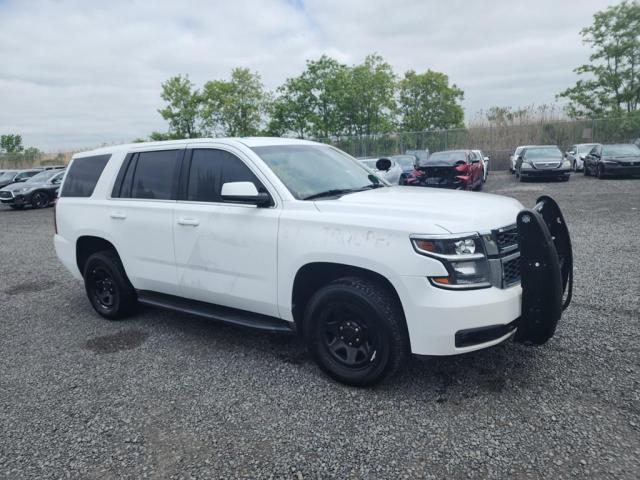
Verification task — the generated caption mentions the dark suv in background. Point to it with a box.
[0,169,42,189]
[0,168,65,209]
[515,145,571,182]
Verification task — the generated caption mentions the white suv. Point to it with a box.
[54,138,573,386]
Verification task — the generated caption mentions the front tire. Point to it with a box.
[303,277,409,387]
[83,251,137,320]
[597,165,606,179]
[31,191,50,209]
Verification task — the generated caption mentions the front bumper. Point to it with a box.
[602,163,640,176]
[520,168,571,179]
[0,192,28,205]
[400,195,572,356]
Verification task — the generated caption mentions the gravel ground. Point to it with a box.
[1,172,639,479]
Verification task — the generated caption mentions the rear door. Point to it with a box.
[109,147,183,294]
[172,144,280,317]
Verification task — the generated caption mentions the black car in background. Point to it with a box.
[515,145,571,182]
[0,169,65,209]
[0,169,41,189]
[583,143,640,179]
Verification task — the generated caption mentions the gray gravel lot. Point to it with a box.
[1,172,639,479]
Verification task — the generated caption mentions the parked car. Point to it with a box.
[403,149,484,190]
[583,143,640,179]
[0,169,41,189]
[0,169,65,209]
[54,138,573,386]
[472,149,490,182]
[565,143,599,171]
[390,154,418,184]
[515,145,571,182]
[358,157,402,184]
[510,146,534,173]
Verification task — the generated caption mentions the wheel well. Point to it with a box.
[291,262,405,330]
[76,236,118,276]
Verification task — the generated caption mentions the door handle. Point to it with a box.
[110,212,127,220]
[177,218,200,226]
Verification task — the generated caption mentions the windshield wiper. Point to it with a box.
[303,184,384,201]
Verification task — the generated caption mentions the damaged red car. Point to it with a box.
[402,149,484,190]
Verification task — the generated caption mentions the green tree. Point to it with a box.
[341,54,396,136]
[301,55,348,138]
[202,68,268,136]
[158,75,202,138]
[0,134,24,153]
[398,70,464,131]
[558,1,640,117]
[267,76,314,138]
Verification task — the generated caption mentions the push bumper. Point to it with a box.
[401,195,572,355]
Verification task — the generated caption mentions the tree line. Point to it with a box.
[146,54,465,141]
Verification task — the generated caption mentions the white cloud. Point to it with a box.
[0,0,616,151]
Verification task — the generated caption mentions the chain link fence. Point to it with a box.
[320,116,640,171]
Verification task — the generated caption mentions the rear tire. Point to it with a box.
[303,276,409,387]
[83,251,137,320]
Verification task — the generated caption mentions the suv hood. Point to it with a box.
[314,186,523,234]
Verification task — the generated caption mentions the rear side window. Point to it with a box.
[187,149,263,203]
[61,154,111,197]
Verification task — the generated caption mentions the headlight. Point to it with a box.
[561,160,571,168]
[520,162,533,169]
[603,160,618,165]
[411,235,491,290]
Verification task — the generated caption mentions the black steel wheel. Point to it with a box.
[304,277,409,387]
[84,250,137,320]
[31,191,49,209]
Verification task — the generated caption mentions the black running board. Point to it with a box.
[137,290,294,333]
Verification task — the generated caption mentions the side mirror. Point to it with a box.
[375,158,392,171]
[221,182,271,207]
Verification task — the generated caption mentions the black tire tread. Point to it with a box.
[83,250,137,320]
[304,276,409,386]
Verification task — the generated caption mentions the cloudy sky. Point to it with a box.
[0,0,616,151]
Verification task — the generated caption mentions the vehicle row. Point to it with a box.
[358,149,489,191]
[0,166,66,209]
[509,142,640,181]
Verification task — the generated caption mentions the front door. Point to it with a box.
[173,146,280,317]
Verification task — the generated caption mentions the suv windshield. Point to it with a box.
[524,147,562,159]
[26,170,59,183]
[602,144,640,156]
[251,145,383,200]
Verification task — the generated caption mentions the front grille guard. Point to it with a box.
[515,195,573,344]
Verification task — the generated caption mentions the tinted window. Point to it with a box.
[187,149,263,203]
[130,150,180,200]
[61,155,110,197]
